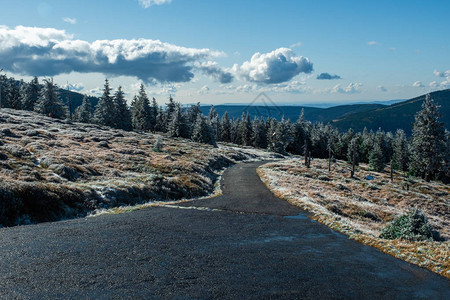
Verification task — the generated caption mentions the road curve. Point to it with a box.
[0,161,448,299]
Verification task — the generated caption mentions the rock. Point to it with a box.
[318,175,331,181]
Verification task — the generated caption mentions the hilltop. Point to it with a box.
[0,109,280,227]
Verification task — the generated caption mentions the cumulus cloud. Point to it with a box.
[0,25,228,84]
[138,0,172,8]
[316,72,341,80]
[412,81,424,88]
[377,85,387,92]
[61,82,84,91]
[367,41,378,46]
[331,83,362,94]
[194,61,233,83]
[63,17,77,24]
[232,48,313,84]
[433,69,450,77]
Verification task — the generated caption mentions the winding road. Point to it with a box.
[0,161,449,299]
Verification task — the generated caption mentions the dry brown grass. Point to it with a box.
[257,158,450,278]
[0,109,279,226]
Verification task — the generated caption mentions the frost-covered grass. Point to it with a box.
[0,108,282,227]
[257,158,450,278]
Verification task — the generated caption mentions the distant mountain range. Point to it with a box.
[68,88,448,135]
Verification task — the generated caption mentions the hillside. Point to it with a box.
[0,109,280,227]
[199,103,386,123]
[332,89,450,134]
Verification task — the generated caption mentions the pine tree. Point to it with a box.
[291,110,309,155]
[34,78,67,119]
[208,105,220,141]
[168,103,189,138]
[238,112,253,146]
[392,129,409,172]
[410,95,447,181]
[192,114,217,146]
[369,130,386,172]
[7,78,22,110]
[252,117,268,149]
[74,95,92,123]
[220,111,232,142]
[93,79,116,127]
[164,95,176,130]
[273,117,292,154]
[113,86,132,131]
[150,97,159,132]
[130,84,152,131]
[267,118,278,151]
[187,102,201,137]
[155,106,165,132]
[21,77,40,111]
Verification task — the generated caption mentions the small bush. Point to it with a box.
[153,137,163,152]
[380,208,441,241]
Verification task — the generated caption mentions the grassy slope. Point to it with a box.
[0,108,280,227]
[257,159,450,278]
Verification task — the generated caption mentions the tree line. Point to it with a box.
[0,75,448,182]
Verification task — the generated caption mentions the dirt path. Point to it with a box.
[0,161,448,299]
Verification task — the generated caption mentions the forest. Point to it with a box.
[0,75,449,183]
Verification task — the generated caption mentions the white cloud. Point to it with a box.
[290,42,302,48]
[433,69,450,77]
[367,41,378,46]
[412,81,424,88]
[331,83,362,94]
[138,0,172,8]
[199,85,210,94]
[377,85,387,92]
[0,25,227,84]
[63,17,77,24]
[232,48,313,84]
[62,82,84,91]
[429,81,438,88]
[194,61,233,83]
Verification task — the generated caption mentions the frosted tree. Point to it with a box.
[150,97,159,132]
[239,112,253,146]
[187,102,201,136]
[155,106,165,132]
[7,78,22,109]
[191,114,217,146]
[219,111,232,142]
[93,79,116,127]
[34,78,67,119]
[410,95,447,181]
[74,95,92,123]
[208,105,220,141]
[130,84,152,131]
[291,110,309,155]
[369,130,386,172]
[113,86,132,131]
[252,117,268,149]
[21,77,40,111]
[164,95,176,130]
[168,103,189,138]
[392,129,409,172]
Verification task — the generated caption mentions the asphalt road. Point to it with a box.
[0,161,448,299]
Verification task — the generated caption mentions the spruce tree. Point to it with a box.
[93,79,116,127]
[273,117,292,154]
[239,112,253,146]
[164,95,176,130]
[192,114,217,146]
[252,117,268,149]
[150,97,159,132]
[74,95,93,123]
[7,79,22,110]
[410,95,447,181]
[21,77,40,111]
[369,130,386,172]
[392,129,409,172]
[220,111,232,142]
[130,84,152,131]
[113,86,132,131]
[34,78,67,119]
[155,106,165,132]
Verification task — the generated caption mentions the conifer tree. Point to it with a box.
[150,97,159,132]
[252,117,268,149]
[273,117,291,153]
[113,86,132,131]
[74,95,93,123]
[392,129,409,172]
[93,79,116,127]
[164,95,176,130]
[369,130,386,172]
[168,103,189,138]
[410,95,447,181]
[7,78,22,110]
[34,78,67,119]
[130,84,152,131]
[21,77,40,111]
[208,105,220,141]
[192,114,217,146]
[155,106,165,132]
[238,112,253,146]
[220,111,232,142]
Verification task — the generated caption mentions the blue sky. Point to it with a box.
[0,0,449,105]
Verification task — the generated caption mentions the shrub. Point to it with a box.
[153,137,163,152]
[380,208,441,241]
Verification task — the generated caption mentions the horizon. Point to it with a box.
[0,0,449,106]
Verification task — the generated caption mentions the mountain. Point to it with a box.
[331,89,450,134]
[199,103,386,123]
